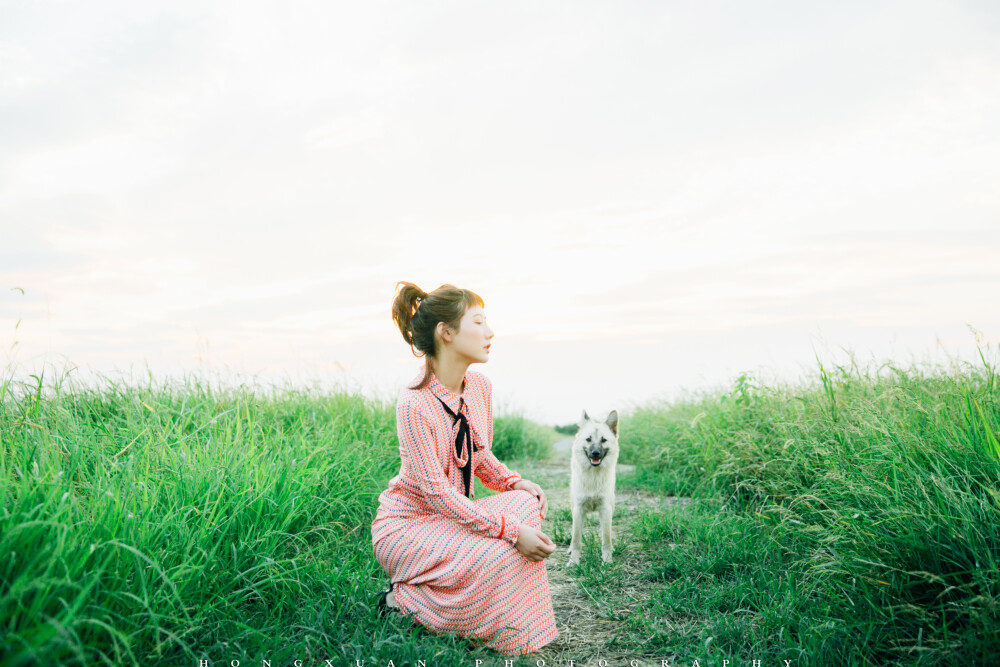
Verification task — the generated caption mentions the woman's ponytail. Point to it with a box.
[391,281,426,347]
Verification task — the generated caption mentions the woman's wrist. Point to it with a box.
[499,515,520,544]
[508,522,522,545]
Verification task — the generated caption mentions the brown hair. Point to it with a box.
[391,281,485,390]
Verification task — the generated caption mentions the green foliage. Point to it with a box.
[491,414,554,462]
[621,348,1000,665]
[0,370,544,666]
[553,422,580,436]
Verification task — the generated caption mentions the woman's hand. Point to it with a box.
[514,524,556,562]
[512,479,548,519]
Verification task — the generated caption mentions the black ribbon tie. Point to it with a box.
[436,396,480,498]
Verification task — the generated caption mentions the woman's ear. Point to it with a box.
[436,321,452,343]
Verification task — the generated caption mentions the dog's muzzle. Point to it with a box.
[588,451,604,467]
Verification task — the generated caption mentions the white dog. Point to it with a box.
[567,409,619,566]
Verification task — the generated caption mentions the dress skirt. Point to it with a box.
[373,489,559,655]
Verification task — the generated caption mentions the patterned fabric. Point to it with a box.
[434,394,478,498]
[371,368,559,654]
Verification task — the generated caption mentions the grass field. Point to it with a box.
[1,347,998,666]
[613,349,1000,666]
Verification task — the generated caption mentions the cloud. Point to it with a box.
[0,194,107,278]
[2,1,999,423]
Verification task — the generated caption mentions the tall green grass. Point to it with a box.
[492,413,558,462]
[621,350,1000,665]
[0,368,549,666]
[6,347,997,665]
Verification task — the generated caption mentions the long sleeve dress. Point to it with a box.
[370,368,559,655]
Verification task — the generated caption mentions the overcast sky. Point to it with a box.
[2,1,999,426]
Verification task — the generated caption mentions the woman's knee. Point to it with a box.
[510,489,542,527]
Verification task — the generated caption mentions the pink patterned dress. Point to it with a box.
[371,368,559,655]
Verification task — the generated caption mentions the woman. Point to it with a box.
[370,281,559,655]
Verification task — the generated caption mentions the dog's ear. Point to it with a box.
[580,409,590,426]
[605,409,618,435]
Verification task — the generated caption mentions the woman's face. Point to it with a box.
[441,305,494,363]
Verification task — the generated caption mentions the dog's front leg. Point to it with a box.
[599,500,614,563]
[567,502,584,566]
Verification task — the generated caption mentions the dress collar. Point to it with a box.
[426,370,466,414]
[409,367,467,412]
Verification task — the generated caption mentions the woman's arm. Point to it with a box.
[476,449,522,492]
[472,371,523,492]
[397,397,521,545]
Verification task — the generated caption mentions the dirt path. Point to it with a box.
[513,439,690,666]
